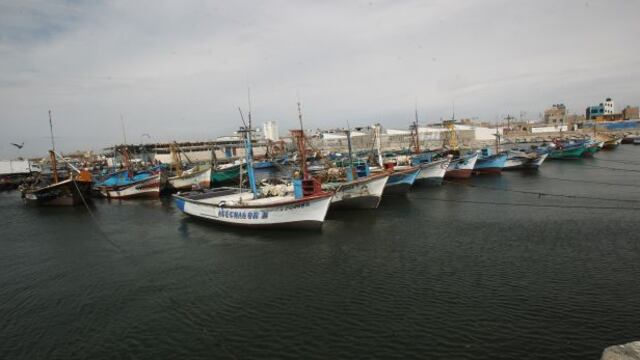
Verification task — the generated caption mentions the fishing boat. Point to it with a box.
[94,147,165,199]
[621,134,640,144]
[211,162,244,186]
[167,143,212,191]
[546,141,587,159]
[21,151,93,206]
[368,124,420,194]
[319,130,389,209]
[173,105,333,230]
[168,165,211,191]
[602,137,622,150]
[20,112,93,206]
[322,167,389,209]
[444,152,479,179]
[414,157,452,186]
[473,148,507,175]
[583,139,603,157]
[503,148,549,170]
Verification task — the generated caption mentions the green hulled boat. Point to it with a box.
[548,145,587,159]
[211,163,244,186]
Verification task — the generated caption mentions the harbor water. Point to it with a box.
[1,146,640,359]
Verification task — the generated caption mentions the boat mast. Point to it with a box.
[296,102,308,179]
[238,107,258,198]
[411,103,420,154]
[48,110,59,183]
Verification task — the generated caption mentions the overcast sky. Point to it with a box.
[1,0,639,158]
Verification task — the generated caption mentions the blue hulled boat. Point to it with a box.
[380,165,421,194]
[473,148,507,175]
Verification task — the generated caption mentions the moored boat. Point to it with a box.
[414,157,451,186]
[602,137,622,150]
[621,135,640,144]
[473,149,507,175]
[101,173,163,199]
[547,141,587,159]
[323,169,389,209]
[503,149,548,170]
[168,166,211,192]
[379,165,421,194]
[444,152,479,179]
[211,162,244,186]
[174,107,333,230]
[21,151,93,206]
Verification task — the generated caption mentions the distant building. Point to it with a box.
[263,120,279,141]
[622,106,639,120]
[544,104,566,124]
[586,97,615,120]
[604,97,615,114]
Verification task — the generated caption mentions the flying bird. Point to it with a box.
[11,142,24,149]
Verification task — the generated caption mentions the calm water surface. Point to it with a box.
[1,146,640,359]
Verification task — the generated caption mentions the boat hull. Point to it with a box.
[415,158,450,186]
[100,174,161,199]
[445,153,478,179]
[174,192,333,230]
[22,178,92,206]
[548,146,586,159]
[504,153,548,170]
[383,167,420,195]
[211,165,242,186]
[168,168,211,192]
[473,153,507,175]
[327,173,389,209]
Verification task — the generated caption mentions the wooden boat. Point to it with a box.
[167,143,212,191]
[211,162,244,186]
[445,152,479,179]
[547,141,587,159]
[602,137,622,150]
[503,150,548,170]
[414,157,451,186]
[473,149,507,175]
[583,140,603,157]
[168,166,211,191]
[319,131,390,209]
[621,135,640,144]
[174,108,333,230]
[375,165,420,195]
[94,148,165,199]
[20,112,93,206]
[21,151,93,206]
[100,173,163,199]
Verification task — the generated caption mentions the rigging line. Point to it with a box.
[442,180,640,204]
[71,178,124,253]
[537,175,640,188]
[408,196,640,211]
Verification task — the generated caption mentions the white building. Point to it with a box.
[604,97,615,114]
[263,121,279,141]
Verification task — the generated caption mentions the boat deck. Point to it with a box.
[177,187,299,206]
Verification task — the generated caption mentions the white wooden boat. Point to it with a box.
[504,151,548,170]
[415,157,451,186]
[168,166,211,191]
[174,186,332,229]
[444,152,478,179]
[101,173,162,199]
[323,172,389,209]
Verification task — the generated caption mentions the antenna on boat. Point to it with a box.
[346,120,354,171]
